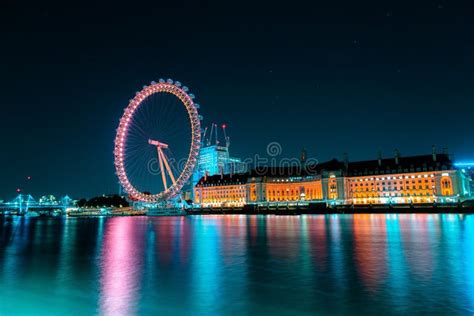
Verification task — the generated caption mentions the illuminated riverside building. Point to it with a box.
[194,148,471,207]
[194,174,248,207]
[344,150,470,204]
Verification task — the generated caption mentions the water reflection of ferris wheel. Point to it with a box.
[114,79,202,202]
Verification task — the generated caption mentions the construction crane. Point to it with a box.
[214,123,219,145]
[202,123,230,148]
[202,127,208,146]
[222,123,230,148]
[207,124,214,146]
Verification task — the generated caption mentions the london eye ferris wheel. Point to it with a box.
[114,79,202,202]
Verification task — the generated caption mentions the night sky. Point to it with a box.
[1,0,473,199]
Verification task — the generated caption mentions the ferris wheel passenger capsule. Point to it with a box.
[189,93,195,99]
[175,81,182,87]
[143,85,147,89]
[151,81,156,85]
[159,79,165,83]
[182,86,189,92]
[166,79,174,84]
[194,103,200,109]
[198,115,204,120]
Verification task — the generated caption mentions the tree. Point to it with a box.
[83,195,129,208]
[77,198,87,207]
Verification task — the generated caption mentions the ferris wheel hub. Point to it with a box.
[148,139,169,148]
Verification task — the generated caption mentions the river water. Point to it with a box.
[1,214,473,315]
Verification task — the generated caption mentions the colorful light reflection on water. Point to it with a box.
[0,214,473,315]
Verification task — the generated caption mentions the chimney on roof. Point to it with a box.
[377,150,382,167]
[394,149,400,165]
[204,171,209,181]
[443,147,452,161]
[432,145,437,162]
[343,153,349,169]
[300,148,307,168]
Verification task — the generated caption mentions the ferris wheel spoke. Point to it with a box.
[124,148,149,158]
[156,124,191,151]
[124,138,148,149]
[124,146,149,158]
[130,113,151,138]
[125,151,149,181]
[127,123,148,141]
[167,157,182,183]
[124,134,147,144]
[157,94,179,136]
[135,150,157,193]
[126,129,149,141]
[155,92,172,130]
[125,153,147,173]
[163,118,190,137]
[124,142,148,154]
[144,96,156,133]
[163,148,181,173]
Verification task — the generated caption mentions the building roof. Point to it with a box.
[196,153,455,185]
[196,173,248,186]
[345,153,453,176]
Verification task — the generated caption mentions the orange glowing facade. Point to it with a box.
[195,174,324,207]
[194,175,247,207]
[343,149,470,204]
[265,177,323,202]
[346,171,458,204]
[193,149,471,207]
[327,176,339,200]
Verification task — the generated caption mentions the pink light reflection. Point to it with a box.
[99,217,144,315]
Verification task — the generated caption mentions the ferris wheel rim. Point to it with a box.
[114,81,201,202]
